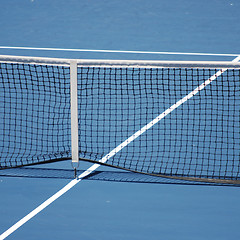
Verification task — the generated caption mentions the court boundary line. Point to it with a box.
[0,46,239,57]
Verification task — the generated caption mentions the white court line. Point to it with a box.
[1,55,239,240]
[0,46,239,57]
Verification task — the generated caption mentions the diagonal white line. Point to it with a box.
[0,175,81,240]
[1,55,239,240]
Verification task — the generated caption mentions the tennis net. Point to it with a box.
[0,55,240,184]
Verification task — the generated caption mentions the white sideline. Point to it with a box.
[0,45,239,57]
[1,55,239,240]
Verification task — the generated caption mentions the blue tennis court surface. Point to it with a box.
[0,0,240,239]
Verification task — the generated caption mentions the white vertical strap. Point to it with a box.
[70,60,79,163]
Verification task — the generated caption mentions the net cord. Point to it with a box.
[1,54,240,69]
[1,55,239,240]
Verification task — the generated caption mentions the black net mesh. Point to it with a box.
[0,61,239,184]
[77,67,240,182]
[0,63,71,167]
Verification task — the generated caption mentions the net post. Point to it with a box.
[70,60,79,163]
